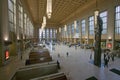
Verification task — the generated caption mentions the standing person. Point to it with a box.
[90,47,94,60]
[107,51,110,62]
[58,53,60,58]
[104,51,110,67]
[90,50,92,60]
[111,53,115,61]
[104,57,108,67]
[57,60,60,69]
[104,52,106,62]
[66,52,69,57]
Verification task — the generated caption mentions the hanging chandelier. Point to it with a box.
[43,16,46,25]
[46,0,52,19]
[94,0,99,28]
[59,27,61,32]
[40,16,46,34]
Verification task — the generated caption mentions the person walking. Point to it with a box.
[90,52,92,60]
[90,47,94,60]
[104,52,106,61]
[58,53,60,58]
[111,53,115,61]
[104,57,108,67]
[66,52,69,57]
[104,51,110,67]
[57,60,60,69]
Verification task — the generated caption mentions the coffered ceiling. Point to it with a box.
[22,0,94,27]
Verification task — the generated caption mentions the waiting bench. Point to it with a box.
[26,50,52,65]
[11,64,58,80]
[30,72,67,80]
[21,61,56,70]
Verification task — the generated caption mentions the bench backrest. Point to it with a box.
[11,64,58,80]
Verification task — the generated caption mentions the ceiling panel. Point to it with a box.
[22,0,90,27]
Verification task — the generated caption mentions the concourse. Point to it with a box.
[0,0,120,80]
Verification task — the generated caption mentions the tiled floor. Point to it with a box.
[50,44,120,80]
[0,48,31,80]
[0,44,120,80]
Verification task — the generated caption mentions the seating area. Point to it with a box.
[31,72,67,80]
[11,64,58,80]
[28,51,52,65]
[1,0,120,80]
[25,47,52,65]
[11,44,67,80]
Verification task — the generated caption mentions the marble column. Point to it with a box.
[1,0,9,65]
[107,5,115,50]
[0,0,3,66]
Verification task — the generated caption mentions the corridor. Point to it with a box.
[50,44,120,80]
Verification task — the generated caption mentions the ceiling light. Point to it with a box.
[94,0,99,28]
[59,27,61,32]
[64,25,67,31]
[46,0,52,19]
[94,10,99,27]
[43,16,46,25]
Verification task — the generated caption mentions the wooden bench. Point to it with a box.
[21,61,56,70]
[25,49,52,65]
[11,64,58,80]
[29,51,50,58]
[28,57,52,64]
[30,72,67,80]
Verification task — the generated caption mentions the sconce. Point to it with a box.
[4,40,12,46]
[108,36,112,41]
[17,38,21,42]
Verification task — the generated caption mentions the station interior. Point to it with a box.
[0,0,120,80]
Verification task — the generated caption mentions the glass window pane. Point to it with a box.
[8,0,13,11]
[8,11,13,22]
[100,11,107,34]
[89,16,94,35]
[115,6,120,34]
[9,22,14,31]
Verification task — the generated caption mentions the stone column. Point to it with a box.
[1,0,9,65]
[107,5,115,50]
[85,18,89,44]
[79,22,82,44]
[2,0,9,41]
[16,0,20,40]
[74,21,77,43]
[34,25,40,42]
[0,0,3,66]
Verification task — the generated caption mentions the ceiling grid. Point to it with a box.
[22,0,90,27]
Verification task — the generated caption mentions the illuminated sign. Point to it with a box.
[107,43,112,48]
[5,50,9,60]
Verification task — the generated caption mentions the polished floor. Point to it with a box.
[0,44,120,80]
[49,44,120,80]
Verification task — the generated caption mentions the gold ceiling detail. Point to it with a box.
[22,0,91,27]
